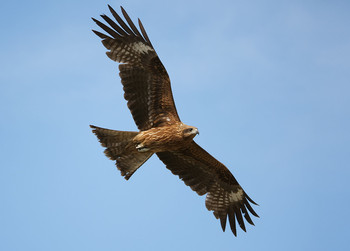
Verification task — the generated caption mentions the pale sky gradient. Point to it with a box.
[1,1,349,250]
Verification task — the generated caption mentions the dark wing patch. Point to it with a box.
[156,142,259,236]
[92,6,180,130]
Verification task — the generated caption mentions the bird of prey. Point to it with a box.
[91,5,259,236]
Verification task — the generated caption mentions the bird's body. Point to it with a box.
[133,122,199,152]
[91,5,259,236]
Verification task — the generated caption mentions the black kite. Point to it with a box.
[91,5,259,236]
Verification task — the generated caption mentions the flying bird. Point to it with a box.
[91,5,259,236]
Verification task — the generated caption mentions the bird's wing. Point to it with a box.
[156,142,259,236]
[92,6,180,131]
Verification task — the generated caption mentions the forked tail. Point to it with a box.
[90,125,153,180]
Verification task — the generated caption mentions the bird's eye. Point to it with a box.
[185,128,193,132]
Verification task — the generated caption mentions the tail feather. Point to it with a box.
[90,125,153,180]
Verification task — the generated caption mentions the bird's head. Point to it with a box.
[182,124,199,139]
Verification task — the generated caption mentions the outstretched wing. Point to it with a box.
[92,6,180,131]
[156,142,259,236]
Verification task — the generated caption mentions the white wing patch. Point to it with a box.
[229,189,244,202]
[206,184,245,213]
[132,41,153,54]
[105,40,154,64]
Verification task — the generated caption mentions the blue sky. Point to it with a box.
[1,0,349,250]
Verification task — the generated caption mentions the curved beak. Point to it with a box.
[195,128,199,135]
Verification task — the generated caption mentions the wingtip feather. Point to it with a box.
[234,207,246,232]
[246,193,259,206]
[219,213,227,232]
[228,209,237,236]
[92,29,111,39]
[244,198,259,218]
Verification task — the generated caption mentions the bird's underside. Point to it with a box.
[91,5,259,236]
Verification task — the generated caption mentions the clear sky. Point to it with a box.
[1,0,349,250]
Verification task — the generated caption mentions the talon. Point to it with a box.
[136,143,150,152]
[136,143,144,149]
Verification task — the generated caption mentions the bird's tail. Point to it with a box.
[90,125,153,180]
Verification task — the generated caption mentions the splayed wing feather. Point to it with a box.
[92,29,111,39]
[108,5,135,36]
[92,18,120,38]
[242,205,254,225]
[228,208,237,236]
[244,198,259,217]
[100,14,126,37]
[138,19,153,47]
[121,6,143,37]
[219,213,227,231]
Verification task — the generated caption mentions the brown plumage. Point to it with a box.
[91,5,259,236]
